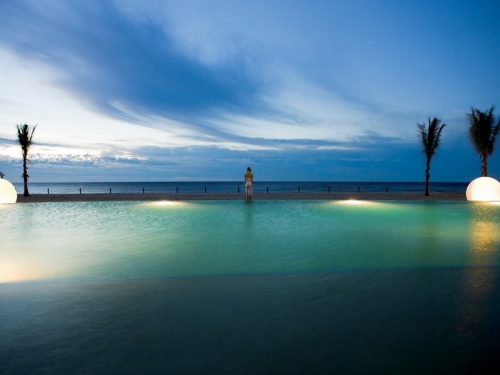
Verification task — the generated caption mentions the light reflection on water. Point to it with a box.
[457,203,500,340]
[1,200,500,283]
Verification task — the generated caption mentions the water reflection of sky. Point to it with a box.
[1,200,500,283]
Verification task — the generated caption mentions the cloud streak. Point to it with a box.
[0,1,267,129]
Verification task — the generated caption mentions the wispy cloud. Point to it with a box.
[0,0,411,147]
[0,1,267,127]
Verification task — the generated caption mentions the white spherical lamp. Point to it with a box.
[0,178,17,203]
[466,177,500,202]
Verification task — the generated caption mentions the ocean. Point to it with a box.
[12,181,468,195]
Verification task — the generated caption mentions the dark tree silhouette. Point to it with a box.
[417,117,446,196]
[467,106,500,177]
[16,124,36,197]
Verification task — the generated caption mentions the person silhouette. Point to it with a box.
[244,167,254,200]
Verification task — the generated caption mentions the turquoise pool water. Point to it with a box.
[1,200,500,374]
[1,200,500,282]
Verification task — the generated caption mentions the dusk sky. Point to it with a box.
[0,0,499,182]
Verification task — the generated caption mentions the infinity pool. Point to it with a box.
[1,200,500,282]
[1,200,500,374]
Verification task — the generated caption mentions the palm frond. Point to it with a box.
[416,122,429,156]
[16,124,36,159]
[468,106,497,158]
[416,117,445,161]
[490,118,500,155]
[430,118,445,157]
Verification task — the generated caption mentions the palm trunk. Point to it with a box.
[481,157,487,177]
[424,161,430,196]
[23,157,29,197]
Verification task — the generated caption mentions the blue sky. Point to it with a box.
[0,0,499,182]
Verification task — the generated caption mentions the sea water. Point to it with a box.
[13,180,468,194]
[1,200,500,374]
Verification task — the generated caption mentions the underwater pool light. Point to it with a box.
[0,178,17,203]
[466,177,500,202]
[329,200,388,208]
[155,201,177,206]
[335,199,372,205]
[344,200,365,205]
[142,201,186,207]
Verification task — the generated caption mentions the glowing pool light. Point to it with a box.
[0,178,17,203]
[333,200,378,206]
[466,177,500,202]
[154,201,177,206]
[143,201,186,207]
[343,200,366,205]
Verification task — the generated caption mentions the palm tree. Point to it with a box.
[467,106,500,177]
[16,124,36,197]
[417,117,446,196]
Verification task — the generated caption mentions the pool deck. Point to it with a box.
[16,191,466,203]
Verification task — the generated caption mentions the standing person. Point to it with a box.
[244,167,254,200]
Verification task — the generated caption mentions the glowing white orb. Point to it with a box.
[466,177,500,202]
[0,178,17,203]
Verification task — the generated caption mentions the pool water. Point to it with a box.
[1,200,500,282]
[1,200,500,374]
